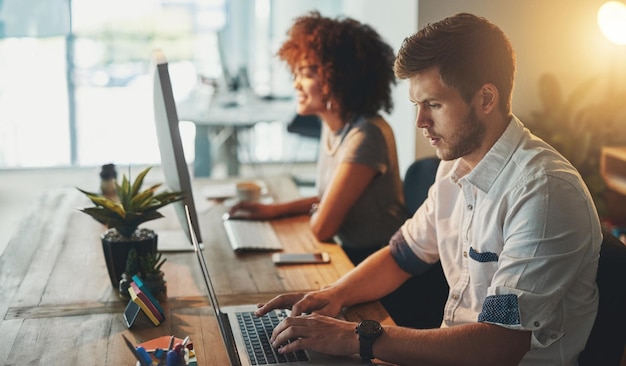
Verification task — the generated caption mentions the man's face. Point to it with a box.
[408,67,486,161]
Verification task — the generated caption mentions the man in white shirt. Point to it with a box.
[255,12,602,365]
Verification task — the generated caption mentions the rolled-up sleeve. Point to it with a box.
[389,229,434,276]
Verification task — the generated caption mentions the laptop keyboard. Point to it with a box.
[236,309,309,365]
[223,220,283,251]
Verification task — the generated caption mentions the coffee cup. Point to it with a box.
[235,181,262,202]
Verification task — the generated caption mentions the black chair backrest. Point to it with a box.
[383,156,447,330]
[578,227,626,365]
[404,157,440,215]
[286,114,321,139]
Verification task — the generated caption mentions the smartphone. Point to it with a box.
[272,252,330,265]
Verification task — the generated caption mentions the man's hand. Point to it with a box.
[255,288,344,317]
[270,313,359,357]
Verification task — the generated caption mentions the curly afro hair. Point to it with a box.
[278,11,396,121]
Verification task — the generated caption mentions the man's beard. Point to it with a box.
[436,107,486,161]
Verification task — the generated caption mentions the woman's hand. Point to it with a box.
[228,201,276,220]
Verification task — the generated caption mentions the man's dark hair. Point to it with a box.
[394,13,516,115]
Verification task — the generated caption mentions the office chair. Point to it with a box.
[381,156,448,329]
[285,114,321,187]
[287,114,322,139]
[578,227,626,366]
[404,156,440,215]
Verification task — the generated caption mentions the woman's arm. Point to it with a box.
[228,196,318,220]
[229,161,378,237]
[310,162,378,241]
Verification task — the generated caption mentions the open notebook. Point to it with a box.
[184,205,362,366]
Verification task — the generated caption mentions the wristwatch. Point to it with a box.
[355,320,383,360]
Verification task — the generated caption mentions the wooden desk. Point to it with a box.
[0,176,393,365]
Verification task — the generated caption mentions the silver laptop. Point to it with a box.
[183,205,363,366]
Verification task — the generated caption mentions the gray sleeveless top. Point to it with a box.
[317,114,407,250]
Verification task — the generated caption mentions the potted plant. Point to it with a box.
[118,247,139,300]
[77,166,185,290]
[139,251,168,302]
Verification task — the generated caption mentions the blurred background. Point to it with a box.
[0,0,625,232]
[0,0,416,173]
[0,0,624,173]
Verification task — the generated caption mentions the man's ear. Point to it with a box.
[479,83,498,114]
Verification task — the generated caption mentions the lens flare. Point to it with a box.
[598,1,626,45]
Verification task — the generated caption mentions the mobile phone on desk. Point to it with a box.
[272,252,330,265]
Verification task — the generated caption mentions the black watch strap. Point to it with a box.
[359,338,376,360]
[356,320,383,360]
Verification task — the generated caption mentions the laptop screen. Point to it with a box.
[184,205,241,365]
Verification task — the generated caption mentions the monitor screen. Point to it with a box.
[152,49,202,247]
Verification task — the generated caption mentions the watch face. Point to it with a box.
[358,320,382,339]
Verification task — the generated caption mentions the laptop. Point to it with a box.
[183,205,363,366]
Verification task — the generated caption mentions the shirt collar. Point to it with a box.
[451,116,524,193]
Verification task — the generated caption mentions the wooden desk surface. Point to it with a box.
[0,175,393,365]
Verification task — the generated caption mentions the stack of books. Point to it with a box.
[124,275,165,327]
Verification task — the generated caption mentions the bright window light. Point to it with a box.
[598,1,626,45]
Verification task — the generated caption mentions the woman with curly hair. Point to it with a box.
[229,11,406,265]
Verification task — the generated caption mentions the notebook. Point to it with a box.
[183,205,362,366]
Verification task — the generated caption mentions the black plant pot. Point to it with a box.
[101,228,158,288]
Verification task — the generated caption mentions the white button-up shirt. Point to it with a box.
[394,116,601,365]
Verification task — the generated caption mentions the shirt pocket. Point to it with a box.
[468,246,500,295]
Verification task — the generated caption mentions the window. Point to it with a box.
[0,0,226,168]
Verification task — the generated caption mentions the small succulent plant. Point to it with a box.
[139,251,167,276]
[77,166,186,238]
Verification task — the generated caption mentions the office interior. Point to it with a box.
[1,0,625,251]
[1,1,626,365]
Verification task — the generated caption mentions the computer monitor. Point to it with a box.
[152,49,203,248]
[216,29,251,93]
